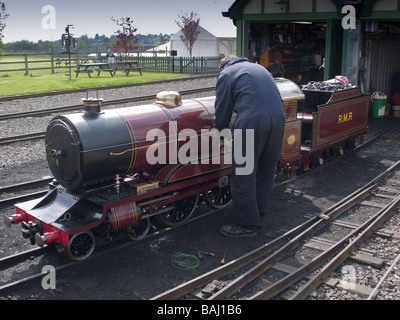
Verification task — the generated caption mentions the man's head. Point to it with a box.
[219,54,238,71]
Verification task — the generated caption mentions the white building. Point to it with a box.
[148,25,236,57]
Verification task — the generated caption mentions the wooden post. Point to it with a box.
[50,54,55,74]
[24,54,29,76]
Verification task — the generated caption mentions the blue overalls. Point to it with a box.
[214,57,285,230]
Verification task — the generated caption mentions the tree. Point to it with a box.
[175,11,200,58]
[0,2,9,55]
[111,16,138,55]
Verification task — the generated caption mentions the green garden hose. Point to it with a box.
[171,252,200,270]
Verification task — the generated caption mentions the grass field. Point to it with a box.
[0,55,189,97]
[0,70,188,97]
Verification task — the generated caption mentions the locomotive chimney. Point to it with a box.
[82,90,103,114]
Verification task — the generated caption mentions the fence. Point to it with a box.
[0,53,221,75]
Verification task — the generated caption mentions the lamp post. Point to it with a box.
[62,24,76,80]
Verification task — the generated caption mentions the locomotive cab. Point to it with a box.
[298,89,334,146]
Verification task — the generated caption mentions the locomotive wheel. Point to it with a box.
[126,217,150,241]
[204,177,232,209]
[65,230,95,261]
[203,176,232,209]
[310,153,322,168]
[296,164,305,176]
[346,138,357,150]
[156,194,199,226]
[204,187,232,209]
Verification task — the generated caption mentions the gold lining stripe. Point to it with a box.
[156,105,179,163]
[117,113,137,174]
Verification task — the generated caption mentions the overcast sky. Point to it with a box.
[2,0,237,43]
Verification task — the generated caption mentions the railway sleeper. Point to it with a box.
[304,238,385,268]
[273,262,377,300]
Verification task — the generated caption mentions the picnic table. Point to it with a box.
[75,63,114,78]
[113,61,142,76]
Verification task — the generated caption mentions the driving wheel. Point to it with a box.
[157,194,199,226]
[204,176,232,209]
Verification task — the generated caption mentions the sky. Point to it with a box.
[2,0,237,43]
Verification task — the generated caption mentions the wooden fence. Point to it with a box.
[0,54,221,75]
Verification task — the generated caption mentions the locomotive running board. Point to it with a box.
[14,186,102,233]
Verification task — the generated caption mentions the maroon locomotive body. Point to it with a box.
[4,78,369,261]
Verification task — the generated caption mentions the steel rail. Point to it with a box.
[0,205,222,294]
[288,194,400,300]
[0,177,53,193]
[249,192,399,300]
[0,132,46,145]
[246,159,400,300]
[151,183,376,300]
[0,247,47,269]
[151,158,400,300]
[229,159,400,300]
[0,177,53,206]
[209,184,377,300]
[0,87,216,121]
[367,252,400,300]
[0,190,48,206]
[151,218,316,300]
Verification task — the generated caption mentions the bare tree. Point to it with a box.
[0,2,9,55]
[175,11,200,57]
[111,16,138,55]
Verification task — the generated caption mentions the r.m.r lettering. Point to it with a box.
[338,112,353,124]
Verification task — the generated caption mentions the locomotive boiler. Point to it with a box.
[45,91,217,191]
[4,78,369,261]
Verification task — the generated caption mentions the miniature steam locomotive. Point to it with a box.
[4,78,369,261]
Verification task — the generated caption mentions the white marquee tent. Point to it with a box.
[144,25,236,57]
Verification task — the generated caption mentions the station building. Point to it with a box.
[222,0,400,104]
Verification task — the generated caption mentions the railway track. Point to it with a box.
[0,204,221,295]
[0,177,53,206]
[0,86,216,122]
[0,132,46,146]
[0,86,216,146]
[1,125,399,299]
[151,159,400,300]
[3,144,397,299]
